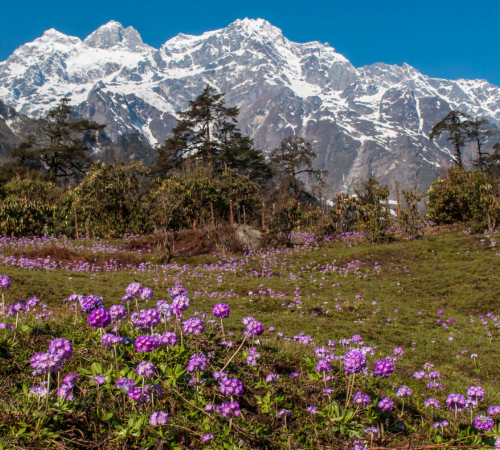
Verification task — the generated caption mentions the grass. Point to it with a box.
[1,228,500,448]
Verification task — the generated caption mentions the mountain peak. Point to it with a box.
[228,17,283,38]
[83,21,149,51]
[33,28,81,46]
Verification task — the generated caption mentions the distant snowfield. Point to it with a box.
[1,18,498,193]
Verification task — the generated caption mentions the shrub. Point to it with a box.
[427,167,500,232]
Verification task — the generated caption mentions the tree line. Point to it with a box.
[0,88,499,243]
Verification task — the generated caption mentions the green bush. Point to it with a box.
[427,167,500,232]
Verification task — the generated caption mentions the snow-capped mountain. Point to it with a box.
[1,18,499,193]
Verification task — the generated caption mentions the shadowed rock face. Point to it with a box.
[1,18,499,194]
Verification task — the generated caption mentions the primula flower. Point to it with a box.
[395,386,412,398]
[88,308,111,329]
[48,338,73,360]
[344,350,366,375]
[140,287,154,300]
[446,393,466,411]
[126,282,143,297]
[90,376,106,385]
[183,317,205,335]
[135,335,160,352]
[213,303,230,318]
[149,411,169,425]
[474,414,494,431]
[378,397,394,411]
[220,378,244,397]
[136,362,156,378]
[374,360,394,377]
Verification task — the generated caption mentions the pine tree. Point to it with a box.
[10,98,105,179]
[429,110,471,167]
[153,85,271,182]
[466,117,492,168]
[269,135,327,194]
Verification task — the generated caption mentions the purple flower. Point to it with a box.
[101,333,123,348]
[266,373,280,383]
[35,352,63,374]
[220,378,244,397]
[149,411,169,425]
[467,386,485,402]
[242,316,255,325]
[246,320,264,336]
[126,282,143,297]
[474,414,494,431]
[393,347,404,356]
[427,381,443,390]
[488,405,500,416]
[48,338,73,360]
[374,360,394,378]
[136,362,156,378]
[213,371,228,381]
[157,300,171,317]
[90,376,107,385]
[171,295,190,317]
[140,309,161,330]
[424,398,440,408]
[428,371,441,380]
[169,284,187,300]
[29,383,48,397]
[213,303,230,318]
[187,353,207,373]
[352,391,370,407]
[395,386,412,398]
[316,359,332,373]
[62,372,80,385]
[344,350,366,375]
[183,317,205,335]
[378,397,394,412]
[127,387,144,403]
[218,401,240,418]
[88,308,111,329]
[121,294,133,303]
[135,335,160,352]
[140,287,154,301]
[115,378,135,393]
[109,305,127,321]
[0,322,14,331]
[201,434,214,442]
[57,383,74,401]
[446,393,466,412]
[0,275,12,290]
[277,409,291,417]
[352,334,363,343]
[307,406,318,414]
[413,371,426,380]
[27,297,41,309]
[79,295,104,314]
[160,331,178,347]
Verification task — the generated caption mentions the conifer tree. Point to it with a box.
[10,98,105,179]
[466,117,492,168]
[153,85,271,182]
[269,135,327,194]
[429,110,471,167]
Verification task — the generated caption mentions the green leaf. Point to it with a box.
[101,412,113,421]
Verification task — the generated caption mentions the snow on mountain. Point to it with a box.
[1,18,499,193]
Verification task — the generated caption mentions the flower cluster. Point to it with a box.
[344,350,366,375]
[88,308,111,329]
[220,378,244,397]
[183,317,205,335]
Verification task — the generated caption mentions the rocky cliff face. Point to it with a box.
[1,18,499,193]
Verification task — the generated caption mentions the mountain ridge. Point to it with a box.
[1,18,498,193]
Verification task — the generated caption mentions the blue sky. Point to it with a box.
[1,0,499,85]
